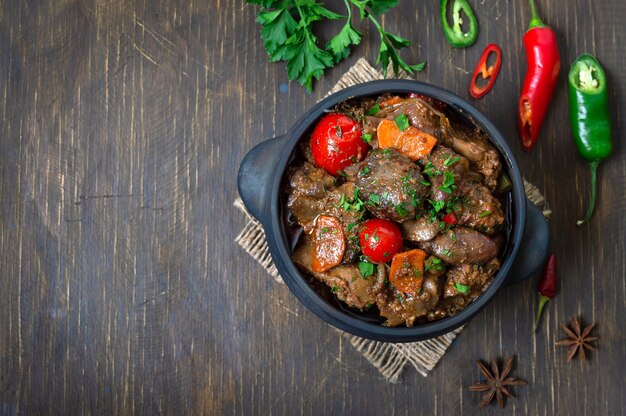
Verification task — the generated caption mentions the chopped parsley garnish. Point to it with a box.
[336,170,347,177]
[438,171,456,194]
[443,156,460,167]
[362,133,372,143]
[454,283,469,294]
[394,114,410,131]
[359,166,371,176]
[429,199,445,212]
[419,179,431,187]
[413,267,422,277]
[358,261,375,278]
[367,103,380,116]
[441,249,451,256]
[368,193,381,205]
[331,285,340,293]
[382,148,391,157]
[395,202,409,216]
[446,195,461,212]
[425,257,444,272]
[422,161,440,177]
[319,227,331,236]
[338,189,365,217]
[347,222,357,232]
[479,210,492,218]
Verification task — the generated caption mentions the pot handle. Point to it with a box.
[505,199,550,285]
[238,135,288,222]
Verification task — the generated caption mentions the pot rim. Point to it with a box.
[264,80,525,342]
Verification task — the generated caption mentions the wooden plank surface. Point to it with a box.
[1,0,625,414]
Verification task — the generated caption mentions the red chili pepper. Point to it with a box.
[533,253,557,333]
[443,212,457,225]
[469,44,502,99]
[518,0,561,152]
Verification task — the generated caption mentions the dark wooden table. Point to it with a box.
[1,0,625,414]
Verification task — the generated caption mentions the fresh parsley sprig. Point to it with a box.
[247,0,426,92]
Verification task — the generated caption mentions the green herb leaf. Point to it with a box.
[444,156,460,167]
[429,199,445,212]
[248,0,425,92]
[442,171,455,188]
[331,285,340,293]
[368,193,381,205]
[367,103,380,115]
[395,202,408,216]
[385,32,411,49]
[369,0,399,16]
[422,161,440,177]
[326,21,362,63]
[362,133,372,143]
[394,114,409,131]
[257,9,298,58]
[425,257,444,272]
[358,261,375,277]
[479,210,492,218]
[454,282,469,294]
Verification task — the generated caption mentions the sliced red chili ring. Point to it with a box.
[443,212,457,225]
[469,43,502,99]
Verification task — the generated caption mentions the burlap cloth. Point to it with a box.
[235,58,549,382]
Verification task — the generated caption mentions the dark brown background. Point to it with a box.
[1,0,625,414]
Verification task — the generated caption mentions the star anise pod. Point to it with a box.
[468,356,527,408]
[555,317,598,361]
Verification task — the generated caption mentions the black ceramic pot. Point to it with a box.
[238,80,549,343]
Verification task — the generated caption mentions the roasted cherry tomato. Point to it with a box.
[358,219,403,263]
[310,113,368,176]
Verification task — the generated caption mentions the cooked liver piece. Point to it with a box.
[419,228,498,265]
[345,148,427,223]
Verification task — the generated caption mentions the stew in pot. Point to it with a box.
[284,93,510,327]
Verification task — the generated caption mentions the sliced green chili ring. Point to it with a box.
[568,54,613,225]
[440,0,478,48]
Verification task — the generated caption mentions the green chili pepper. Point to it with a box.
[568,54,613,225]
[440,0,478,48]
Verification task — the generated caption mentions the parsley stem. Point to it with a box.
[343,0,353,19]
[294,1,313,44]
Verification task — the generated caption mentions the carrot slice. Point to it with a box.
[379,96,404,108]
[376,119,402,148]
[389,249,428,296]
[376,119,438,161]
[312,215,346,272]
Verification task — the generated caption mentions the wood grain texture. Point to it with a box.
[0,0,625,414]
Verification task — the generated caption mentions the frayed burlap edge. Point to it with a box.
[235,58,548,382]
